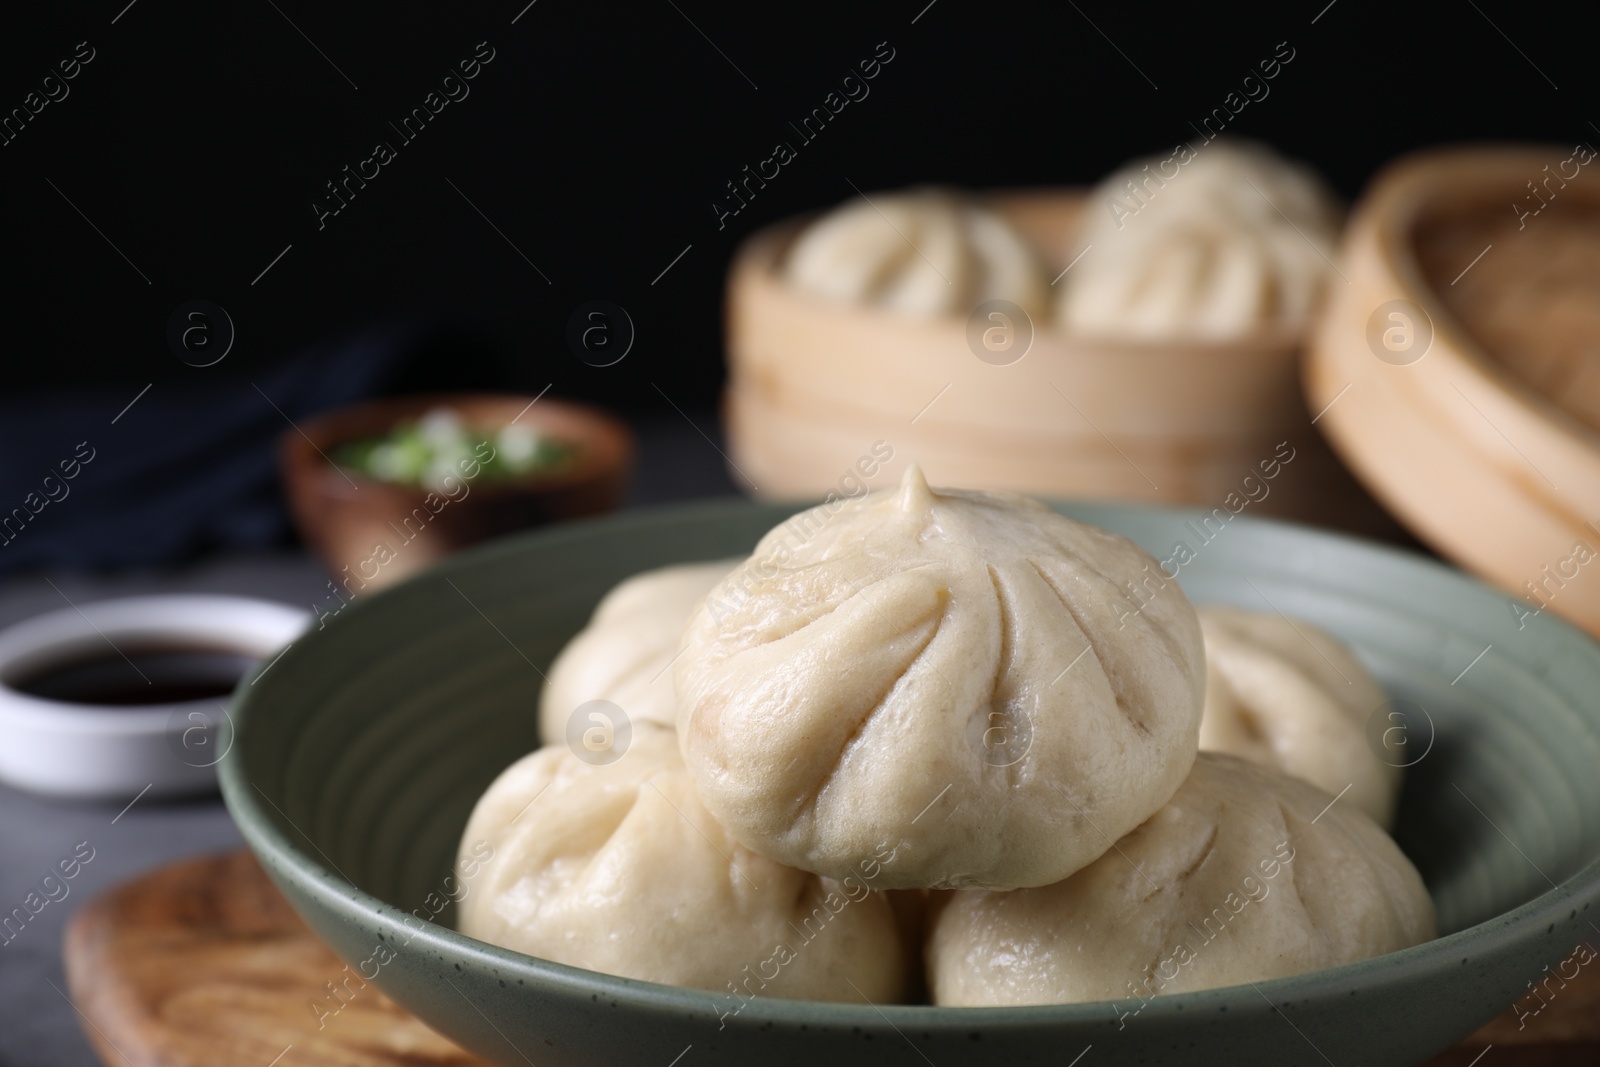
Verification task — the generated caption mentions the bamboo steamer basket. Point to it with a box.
[724,191,1386,532]
[1306,145,1600,638]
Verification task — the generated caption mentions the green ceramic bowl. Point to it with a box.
[221,500,1600,1067]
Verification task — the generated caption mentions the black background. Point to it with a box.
[1,0,1592,413]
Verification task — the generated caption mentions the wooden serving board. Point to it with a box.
[63,850,490,1067]
[62,850,1600,1066]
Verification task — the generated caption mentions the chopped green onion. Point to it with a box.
[333,406,574,487]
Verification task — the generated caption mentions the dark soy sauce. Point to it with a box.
[13,647,257,706]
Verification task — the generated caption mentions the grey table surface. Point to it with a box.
[0,415,737,1066]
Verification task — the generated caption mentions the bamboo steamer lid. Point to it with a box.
[1306,144,1600,637]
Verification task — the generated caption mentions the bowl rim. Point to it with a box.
[221,495,1600,1028]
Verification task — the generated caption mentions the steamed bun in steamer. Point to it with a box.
[1059,140,1341,340]
[784,187,1049,319]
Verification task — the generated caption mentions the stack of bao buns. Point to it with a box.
[460,468,1434,1007]
[722,139,1393,536]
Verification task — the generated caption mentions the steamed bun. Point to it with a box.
[785,187,1049,319]
[1059,140,1341,340]
[674,465,1206,891]
[457,728,909,1001]
[538,559,738,743]
[926,753,1435,1006]
[1199,605,1402,827]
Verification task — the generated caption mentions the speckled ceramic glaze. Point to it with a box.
[221,500,1600,1067]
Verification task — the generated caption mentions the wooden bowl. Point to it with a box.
[279,393,633,592]
[724,191,1390,534]
[1305,145,1600,637]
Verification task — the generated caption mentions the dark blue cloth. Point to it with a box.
[0,324,432,573]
